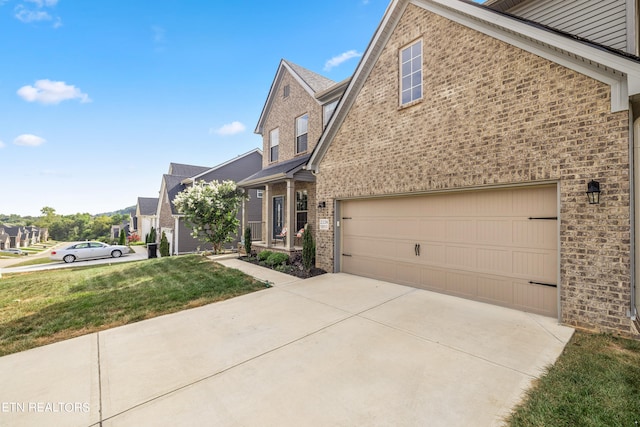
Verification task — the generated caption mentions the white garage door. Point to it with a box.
[340,186,558,317]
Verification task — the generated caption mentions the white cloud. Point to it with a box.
[14,0,61,27]
[25,0,58,6]
[15,5,51,22]
[212,121,246,136]
[324,50,362,71]
[14,134,46,147]
[17,79,91,105]
[0,140,5,148]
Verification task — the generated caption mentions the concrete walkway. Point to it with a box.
[0,258,574,426]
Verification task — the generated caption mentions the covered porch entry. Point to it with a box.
[238,155,316,252]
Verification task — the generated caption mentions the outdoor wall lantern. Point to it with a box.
[586,180,601,205]
[317,201,327,209]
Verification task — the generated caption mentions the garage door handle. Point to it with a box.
[342,253,352,257]
[414,244,420,256]
[529,280,557,288]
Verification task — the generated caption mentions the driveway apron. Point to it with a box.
[0,260,573,427]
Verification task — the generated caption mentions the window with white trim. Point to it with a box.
[400,40,422,105]
[296,190,308,232]
[295,114,308,153]
[323,100,338,128]
[269,128,279,162]
[256,190,263,198]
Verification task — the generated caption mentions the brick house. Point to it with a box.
[306,0,640,336]
[238,59,348,252]
[155,149,263,254]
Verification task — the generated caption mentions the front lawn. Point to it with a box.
[0,255,267,356]
[507,331,640,426]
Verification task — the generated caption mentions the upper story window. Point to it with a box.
[323,100,338,128]
[270,128,279,162]
[296,114,308,153]
[283,84,290,98]
[400,40,422,105]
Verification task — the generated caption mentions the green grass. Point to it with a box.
[7,257,56,267]
[0,255,267,356]
[506,331,640,426]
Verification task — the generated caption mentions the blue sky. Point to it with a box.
[0,0,389,216]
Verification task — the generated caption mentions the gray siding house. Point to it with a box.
[155,149,263,254]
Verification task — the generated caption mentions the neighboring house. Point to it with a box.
[237,59,349,252]
[134,197,158,242]
[306,0,640,337]
[4,226,23,248]
[155,149,263,255]
[484,0,640,55]
[0,226,10,250]
[111,221,130,242]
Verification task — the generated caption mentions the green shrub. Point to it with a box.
[159,231,170,257]
[244,226,252,256]
[118,229,126,246]
[302,224,315,271]
[257,250,272,262]
[266,252,289,267]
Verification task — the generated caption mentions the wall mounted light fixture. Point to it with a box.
[586,180,601,205]
[317,201,326,209]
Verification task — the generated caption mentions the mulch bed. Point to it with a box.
[240,253,327,279]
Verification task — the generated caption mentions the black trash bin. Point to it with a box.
[147,243,158,259]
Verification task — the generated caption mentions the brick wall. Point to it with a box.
[315,5,634,335]
[261,69,324,167]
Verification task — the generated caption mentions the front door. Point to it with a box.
[273,196,284,238]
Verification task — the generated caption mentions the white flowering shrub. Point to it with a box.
[173,180,246,254]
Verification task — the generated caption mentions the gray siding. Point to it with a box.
[509,0,628,51]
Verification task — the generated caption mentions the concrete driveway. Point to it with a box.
[0,259,573,426]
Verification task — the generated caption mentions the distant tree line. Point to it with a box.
[1,206,129,243]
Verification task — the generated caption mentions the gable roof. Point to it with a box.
[137,197,159,216]
[255,59,337,135]
[181,149,263,184]
[308,0,640,171]
[168,163,210,177]
[238,154,312,187]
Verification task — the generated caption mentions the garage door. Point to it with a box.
[340,186,558,317]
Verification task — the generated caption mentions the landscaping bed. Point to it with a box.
[240,251,326,279]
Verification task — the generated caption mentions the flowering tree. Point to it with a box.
[173,180,246,254]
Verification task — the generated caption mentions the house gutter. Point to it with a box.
[632,100,639,321]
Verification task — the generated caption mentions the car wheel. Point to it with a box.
[63,255,76,263]
[111,250,122,258]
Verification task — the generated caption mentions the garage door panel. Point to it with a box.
[445,271,477,297]
[445,246,476,269]
[445,220,476,242]
[513,251,557,282]
[419,219,447,241]
[342,256,397,283]
[513,282,556,317]
[513,220,556,249]
[420,243,446,264]
[477,220,512,245]
[343,236,398,259]
[477,248,511,275]
[512,186,556,217]
[341,185,558,317]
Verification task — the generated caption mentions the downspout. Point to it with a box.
[631,100,638,321]
[174,216,180,256]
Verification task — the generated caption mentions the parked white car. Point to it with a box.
[50,241,129,263]
[0,248,25,255]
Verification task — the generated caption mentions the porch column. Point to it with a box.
[241,190,248,248]
[286,179,295,250]
[265,184,272,248]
